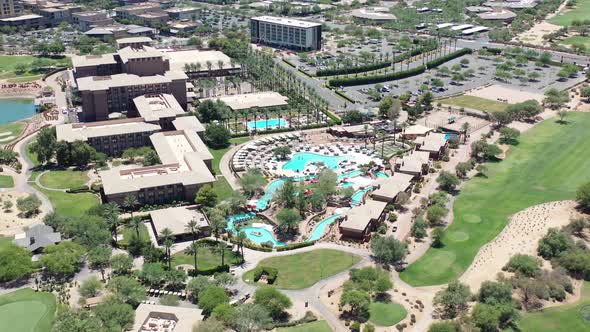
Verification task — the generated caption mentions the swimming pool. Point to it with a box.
[283,152,348,172]
[351,186,373,205]
[226,212,257,231]
[307,214,341,242]
[444,133,460,140]
[247,118,288,131]
[240,226,285,247]
[375,171,389,178]
[0,99,36,125]
[256,178,287,210]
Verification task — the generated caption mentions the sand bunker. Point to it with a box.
[0,135,15,142]
[0,191,44,236]
[460,200,580,291]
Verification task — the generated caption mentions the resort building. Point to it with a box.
[339,199,387,240]
[482,0,538,9]
[114,2,162,21]
[0,0,22,18]
[165,7,198,20]
[250,16,322,51]
[351,8,396,24]
[0,14,43,29]
[132,93,185,129]
[416,132,448,159]
[169,21,199,35]
[402,124,433,139]
[201,92,289,112]
[133,304,204,332]
[100,128,215,205]
[476,9,516,22]
[148,205,210,244]
[396,150,430,178]
[116,36,153,49]
[164,49,241,78]
[37,5,82,26]
[56,117,162,156]
[370,173,414,203]
[84,24,156,41]
[76,71,188,122]
[13,224,61,253]
[72,11,113,31]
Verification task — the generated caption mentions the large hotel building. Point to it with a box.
[71,39,239,122]
[250,16,322,51]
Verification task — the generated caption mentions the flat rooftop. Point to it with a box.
[0,14,43,22]
[165,49,240,72]
[371,173,414,200]
[251,16,321,28]
[116,36,153,44]
[118,45,164,63]
[100,130,214,196]
[72,53,118,68]
[351,8,396,20]
[201,92,288,111]
[76,71,187,91]
[340,199,387,232]
[56,118,161,142]
[149,205,208,237]
[134,93,185,122]
[477,9,516,20]
[416,133,447,152]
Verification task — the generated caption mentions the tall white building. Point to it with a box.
[250,16,322,51]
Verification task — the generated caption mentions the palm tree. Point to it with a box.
[102,202,121,246]
[185,218,201,244]
[379,131,387,159]
[364,124,369,148]
[122,195,138,217]
[206,60,213,77]
[216,242,226,267]
[236,230,247,262]
[209,213,226,242]
[186,241,200,272]
[160,227,174,269]
[128,216,142,239]
[461,122,470,144]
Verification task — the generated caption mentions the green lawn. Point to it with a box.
[208,137,251,174]
[25,143,40,168]
[507,282,590,332]
[550,0,590,26]
[401,113,590,286]
[38,170,88,190]
[0,175,14,188]
[171,243,241,270]
[0,55,71,80]
[440,95,510,113]
[243,249,361,290]
[211,176,234,201]
[560,36,590,54]
[32,184,99,218]
[119,223,151,247]
[277,320,333,332]
[0,288,56,332]
[369,301,407,326]
[0,122,25,146]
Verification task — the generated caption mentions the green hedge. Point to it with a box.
[275,241,315,251]
[333,89,356,104]
[189,264,230,277]
[316,46,434,77]
[66,185,91,193]
[328,48,472,87]
[328,65,426,87]
[425,48,472,69]
[252,266,279,284]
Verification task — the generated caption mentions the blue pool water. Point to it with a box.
[0,99,36,125]
[444,133,460,140]
[308,214,341,242]
[256,178,287,210]
[283,152,348,172]
[240,226,285,247]
[375,171,389,178]
[351,186,374,205]
[226,212,257,231]
[339,169,363,179]
[247,118,288,130]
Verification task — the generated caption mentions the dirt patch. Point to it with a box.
[0,191,44,236]
[467,85,545,104]
[459,200,581,291]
